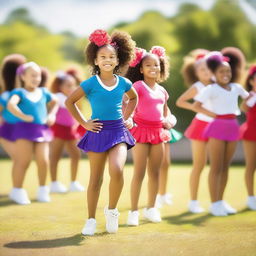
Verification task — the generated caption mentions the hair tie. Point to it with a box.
[129,47,147,67]
[249,65,256,76]
[16,62,39,75]
[56,71,68,79]
[150,46,166,58]
[89,29,111,47]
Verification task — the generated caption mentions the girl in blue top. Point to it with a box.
[66,29,138,236]
[7,62,58,205]
[0,54,26,159]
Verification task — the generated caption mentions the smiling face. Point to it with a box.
[94,45,119,73]
[195,61,212,83]
[60,76,76,96]
[140,54,160,80]
[214,62,232,86]
[21,66,42,90]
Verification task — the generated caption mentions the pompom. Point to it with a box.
[89,29,111,47]
[150,46,166,58]
[249,65,256,76]
[129,47,146,67]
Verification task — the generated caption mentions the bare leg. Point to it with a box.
[65,139,81,181]
[108,143,127,209]
[190,140,207,200]
[0,138,16,160]
[158,143,170,195]
[208,138,225,202]
[218,141,237,200]
[243,140,256,196]
[147,143,164,208]
[130,143,150,211]
[49,139,65,181]
[87,151,107,219]
[12,139,33,188]
[34,142,49,186]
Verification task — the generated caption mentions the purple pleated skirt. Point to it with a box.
[203,118,239,141]
[0,122,16,141]
[12,122,53,142]
[77,119,135,153]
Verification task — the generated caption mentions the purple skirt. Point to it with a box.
[204,118,239,141]
[0,122,16,141]
[77,119,135,153]
[12,122,53,142]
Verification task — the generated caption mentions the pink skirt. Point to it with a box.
[130,117,171,144]
[204,118,239,141]
[185,118,209,141]
[51,123,81,140]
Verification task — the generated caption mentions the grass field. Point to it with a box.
[0,158,256,256]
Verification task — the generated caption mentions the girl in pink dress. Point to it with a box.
[49,72,84,193]
[240,65,256,210]
[176,49,212,213]
[125,47,172,226]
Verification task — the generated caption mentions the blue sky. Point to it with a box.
[0,0,255,37]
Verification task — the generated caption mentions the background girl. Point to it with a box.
[240,65,256,210]
[176,49,213,213]
[125,46,172,226]
[194,51,248,216]
[7,61,58,205]
[66,29,137,236]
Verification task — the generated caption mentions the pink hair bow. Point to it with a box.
[89,29,111,47]
[150,46,166,58]
[129,47,147,67]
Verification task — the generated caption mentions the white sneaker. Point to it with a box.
[50,181,67,193]
[143,207,161,223]
[188,200,205,214]
[9,188,31,205]
[69,181,85,192]
[247,196,256,210]
[127,210,139,226]
[155,194,164,208]
[163,193,173,205]
[104,207,120,233]
[209,201,227,216]
[221,200,237,214]
[37,186,51,202]
[81,218,97,236]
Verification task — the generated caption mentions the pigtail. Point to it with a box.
[1,54,26,91]
[39,67,49,88]
[66,68,82,84]
[244,65,256,92]
[221,47,246,83]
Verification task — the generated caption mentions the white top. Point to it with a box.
[55,92,67,108]
[246,91,256,107]
[193,81,213,122]
[195,83,249,115]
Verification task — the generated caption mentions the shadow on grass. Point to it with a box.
[162,211,213,226]
[4,234,85,249]
[0,196,16,207]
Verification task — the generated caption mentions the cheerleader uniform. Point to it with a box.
[77,75,135,153]
[195,83,249,141]
[0,91,20,141]
[51,92,81,140]
[129,80,171,144]
[10,87,54,142]
[240,92,256,141]
[185,81,213,141]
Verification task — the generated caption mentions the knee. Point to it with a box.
[89,178,103,191]
[110,168,123,181]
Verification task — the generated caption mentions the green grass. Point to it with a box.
[0,159,256,256]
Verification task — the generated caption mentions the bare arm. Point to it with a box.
[46,96,59,126]
[193,101,216,118]
[176,86,197,112]
[7,94,34,122]
[123,87,138,121]
[65,87,102,132]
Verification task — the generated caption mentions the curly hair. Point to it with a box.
[85,30,135,75]
[181,49,209,87]
[221,47,246,83]
[50,73,75,93]
[125,53,169,84]
[244,67,256,92]
[39,67,49,88]
[66,68,82,84]
[1,54,26,91]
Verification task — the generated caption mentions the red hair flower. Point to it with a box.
[89,29,111,47]
[150,46,166,58]
[129,47,146,67]
[249,65,256,76]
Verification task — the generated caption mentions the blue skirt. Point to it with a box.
[77,119,135,153]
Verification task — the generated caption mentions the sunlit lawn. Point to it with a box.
[0,158,255,256]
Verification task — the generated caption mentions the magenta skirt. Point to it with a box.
[130,117,171,144]
[77,119,135,153]
[185,117,209,141]
[12,122,53,142]
[204,118,239,141]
